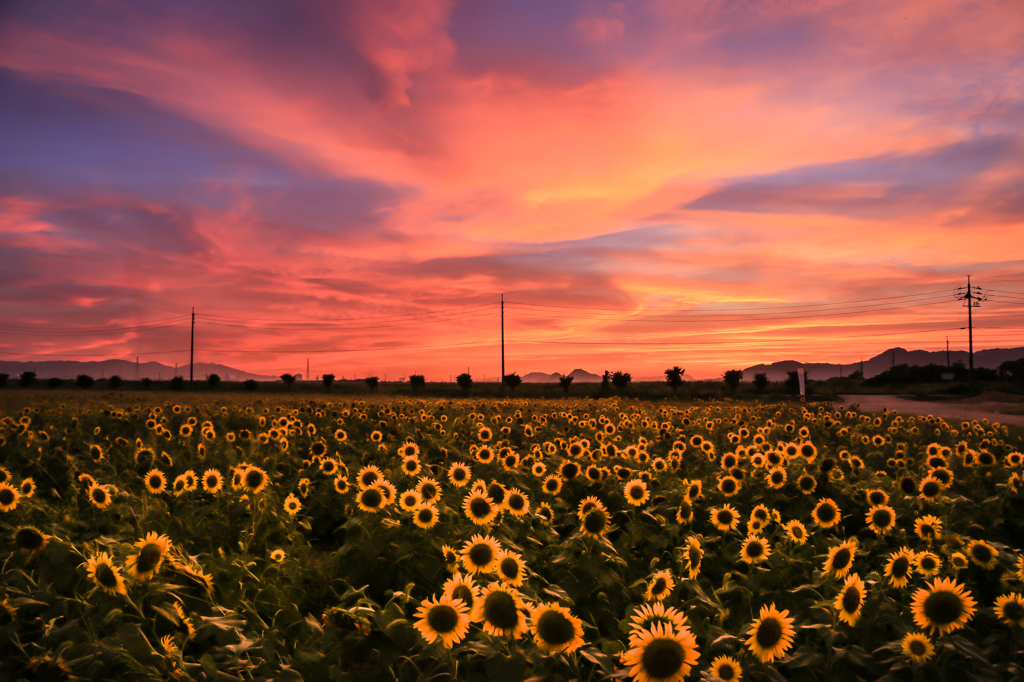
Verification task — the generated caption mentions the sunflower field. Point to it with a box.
[1,393,1023,682]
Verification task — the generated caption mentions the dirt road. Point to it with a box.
[835,395,1024,427]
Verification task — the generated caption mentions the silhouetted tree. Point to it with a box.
[0,374,7,387]
[108,375,122,388]
[601,371,611,390]
[76,374,95,388]
[723,370,743,391]
[207,373,221,388]
[753,372,769,392]
[456,373,473,391]
[409,374,426,390]
[322,373,335,391]
[280,374,295,390]
[244,379,258,391]
[503,372,522,390]
[47,377,63,389]
[365,376,380,391]
[141,377,152,389]
[20,371,36,388]
[849,369,864,380]
[665,366,685,391]
[611,371,631,391]
[169,376,184,390]
[999,358,1024,384]
[559,374,574,393]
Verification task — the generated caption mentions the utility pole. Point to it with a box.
[136,356,139,379]
[892,349,895,368]
[307,358,309,382]
[189,307,195,384]
[501,294,505,390]
[946,337,950,367]
[955,276,985,393]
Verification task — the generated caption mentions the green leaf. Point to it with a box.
[115,623,157,662]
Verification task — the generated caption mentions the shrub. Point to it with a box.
[280,374,295,390]
[76,375,95,388]
[169,376,184,390]
[322,374,335,391]
[141,377,152,388]
[611,371,631,391]
[409,374,425,389]
[47,377,63,389]
[503,373,522,390]
[559,374,574,393]
[753,372,769,392]
[365,376,380,391]
[0,373,8,387]
[207,373,221,388]
[108,375,122,388]
[665,366,685,391]
[456,373,473,391]
[244,379,258,392]
[723,369,743,391]
[19,371,36,388]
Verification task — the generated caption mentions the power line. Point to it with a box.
[195,302,495,323]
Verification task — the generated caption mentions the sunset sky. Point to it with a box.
[1,0,1023,380]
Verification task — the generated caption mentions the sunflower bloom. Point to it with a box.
[530,602,585,654]
[823,540,857,578]
[628,603,688,645]
[646,570,675,602]
[709,655,743,681]
[911,577,977,635]
[745,604,796,663]
[85,552,127,595]
[834,573,865,625]
[901,632,934,663]
[474,583,527,637]
[621,622,700,682]
[461,534,501,575]
[126,532,172,580]
[414,595,471,648]
[994,593,1024,627]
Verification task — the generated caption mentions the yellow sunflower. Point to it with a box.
[580,507,611,538]
[463,491,498,525]
[646,570,675,602]
[443,572,481,613]
[530,602,585,654]
[901,632,934,663]
[85,552,127,595]
[448,462,472,487]
[15,526,49,552]
[461,534,502,575]
[474,583,527,637]
[811,498,841,529]
[505,488,530,516]
[683,536,703,579]
[834,573,865,626]
[865,505,896,535]
[144,469,167,495]
[496,550,527,586]
[356,485,387,512]
[283,494,301,516]
[88,483,113,509]
[19,478,35,498]
[241,466,268,494]
[414,595,471,648]
[745,604,796,663]
[709,655,743,681]
[624,479,650,506]
[739,535,771,564]
[711,505,740,532]
[202,469,223,494]
[621,622,700,682]
[126,532,172,580]
[357,465,384,489]
[914,515,942,542]
[412,504,439,529]
[884,548,915,588]
[994,593,1024,627]
[911,577,977,635]
[675,499,694,524]
[915,551,941,577]
[823,540,857,578]
[416,477,442,504]
[967,539,999,570]
[784,520,808,545]
[543,475,563,495]
[399,490,423,512]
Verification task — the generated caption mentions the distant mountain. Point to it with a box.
[0,359,278,382]
[742,346,1024,382]
[521,368,605,383]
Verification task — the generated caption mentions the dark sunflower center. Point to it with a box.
[771,472,784,483]
[453,468,468,481]
[174,480,185,491]
[361,488,383,507]
[500,558,519,579]
[688,546,701,565]
[483,591,518,629]
[136,543,163,573]
[96,562,118,587]
[800,477,815,491]
[452,584,474,607]
[245,471,264,489]
[971,545,992,563]
[470,497,492,518]
[909,639,927,655]
[831,548,851,571]
[816,505,836,523]
[508,495,525,511]
[756,617,783,648]
[842,587,861,613]
[652,578,667,594]
[16,528,44,550]
[537,610,575,645]
[92,488,107,503]
[920,524,934,537]
[426,604,459,634]
[716,510,733,525]
[206,475,217,487]
[718,663,736,680]
[362,473,378,486]
[562,463,579,478]
[900,478,917,494]
[468,544,493,567]
[640,638,685,679]
[149,476,162,488]
[678,501,692,516]
[746,541,765,558]
[873,510,892,527]
[1003,601,1024,621]
[722,479,736,494]
[792,527,804,538]
[922,481,940,497]
[584,510,607,534]
[892,557,910,577]
[404,461,417,472]
[421,483,437,499]
[869,493,885,505]
[923,590,964,625]
[920,556,936,571]
[417,508,434,523]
